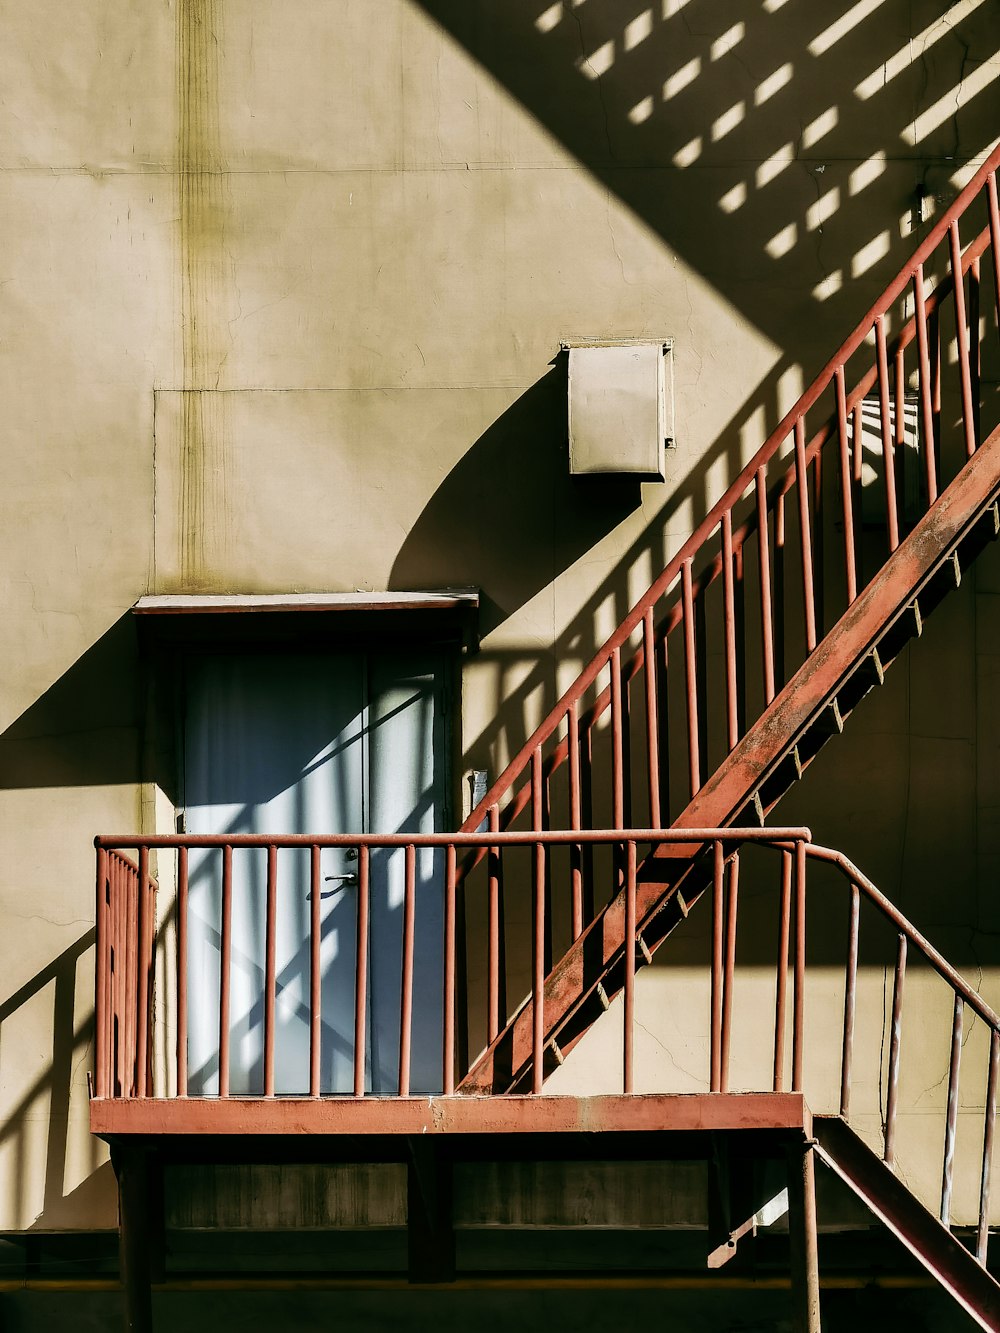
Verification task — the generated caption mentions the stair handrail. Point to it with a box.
[803,842,1000,1268]
[462,143,1000,837]
[806,843,1000,1034]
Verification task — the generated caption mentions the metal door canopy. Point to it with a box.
[566,340,673,480]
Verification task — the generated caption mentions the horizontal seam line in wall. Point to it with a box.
[0,152,993,175]
[152,384,540,393]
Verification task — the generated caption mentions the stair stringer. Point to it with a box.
[458,420,1000,1095]
[813,1116,1000,1332]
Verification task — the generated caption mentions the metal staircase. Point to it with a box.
[456,144,1000,1097]
[814,1117,1000,1332]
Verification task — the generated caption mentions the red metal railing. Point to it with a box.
[810,844,1000,1264]
[93,827,805,1101]
[698,839,1000,1267]
[461,146,1000,858]
[93,831,1000,1258]
[95,848,158,1100]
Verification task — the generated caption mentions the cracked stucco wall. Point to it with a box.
[0,0,998,1234]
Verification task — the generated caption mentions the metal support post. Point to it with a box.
[787,1138,821,1333]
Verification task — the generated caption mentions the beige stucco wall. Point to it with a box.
[1,0,998,1232]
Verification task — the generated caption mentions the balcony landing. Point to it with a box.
[92,1091,811,1143]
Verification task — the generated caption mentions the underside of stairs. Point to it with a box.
[456,146,1000,1097]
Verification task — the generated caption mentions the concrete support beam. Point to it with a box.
[407,1137,454,1283]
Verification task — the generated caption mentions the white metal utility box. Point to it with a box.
[566,340,674,480]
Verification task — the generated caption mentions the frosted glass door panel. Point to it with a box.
[184,653,365,1095]
[367,655,446,1094]
[182,649,447,1096]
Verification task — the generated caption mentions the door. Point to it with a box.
[182,649,447,1096]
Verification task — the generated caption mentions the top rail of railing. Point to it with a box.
[807,843,1000,1033]
[95,826,811,851]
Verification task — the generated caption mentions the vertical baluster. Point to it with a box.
[581,724,595,923]
[135,847,150,1098]
[930,304,942,477]
[219,844,233,1097]
[531,746,543,833]
[812,447,825,640]
[970,256,981,448]
[894,344,906,523]
[988,172,1000,361]
[794,419,817,653]
[623,841,637,1095]
[356,845,371,1097]
[721,511,738,752]
[913,265,938,508]
[176,846,188,1098]
[531,746,551,975]
[110,858,120,1097]
[734,543,747,739]
[775,493,787,690]
[488,807,503,1042]
[711,840,724,1092]
[949,219,977,459]
[834,368,858,605]
[456,854,469,1084]
[621,662,633,830]
[657,633,671,826]
[568,703,584,937]
[840,882,860,1117]
[884,933,907,1166]
[875,316,901,552]
[792,840,806,1092]
[756,468,776,705]
[532,832,545,1095]
[773,849,792,1092]
[643,610,661,829]
[720,851,740,1094]
[106,856,114,1095]
[95,848,109,1099]
[399,843,416,1096]
[681,560,700,798]
[309,844,321,1098]
[977,1029,999,1266]
[443,844,456,1094]
[124,858,137,1096]
[694,590,709,784]
[264,844,278,1097]
[115,858,127,1097]
[941,994,963,1226]
[102,854,111,1096]
[541,769,553,976]
[610,648,624,829]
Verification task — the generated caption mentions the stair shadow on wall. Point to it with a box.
[390,360,642,637]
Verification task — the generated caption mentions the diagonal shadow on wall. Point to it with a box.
[413,0,999,357]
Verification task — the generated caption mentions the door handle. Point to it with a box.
[307,872,359,900]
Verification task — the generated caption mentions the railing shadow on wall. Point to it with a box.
[393,0,1000,962]
[0,931,114,1233]
[413,0,999,354]
[0,614,140,1232]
